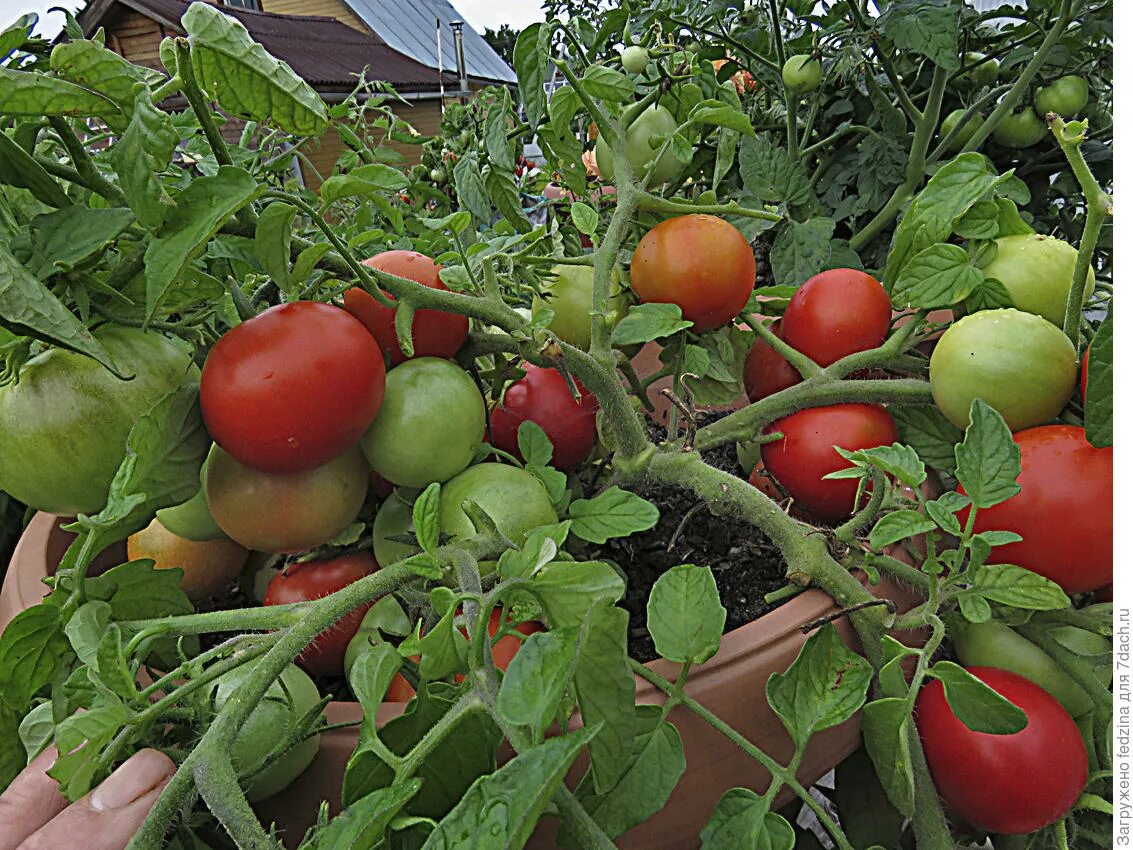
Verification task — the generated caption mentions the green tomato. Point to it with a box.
[361,357,486,488]
[929,308,1077,431]
[156,450,226,542]
[1034,75,1089,118]
[958,52,999,89]
[438,463,558,542]
[951,618,1092,717]
[993,108,1047,149]
[0,327,199,514]
[781,54,821,94]
[595,104,682,188]
[980,234,1096,327]
[532,264,628,350]
[940,108,981,152]
[211,663,321,802]
[372,487,419,567]
[620,45,649,75]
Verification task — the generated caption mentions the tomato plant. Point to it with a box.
[489,365,598,470]
[343,250,469,366]
[782,54,821,93]
[438,463,558,542]
[961,425,1112,593]
[779,269,891,366]
[127,517,247,602]
[361,357,486,487]
[742,320,800,402]
[761,404,899,522]
[630,215,756,332]
[915,667,1087,835]
[929,309,1077,431]
[980,234,1096,327]
[1035,75,1089,117]
[200,301,385,474]
[595,104,682,187]
[263,551,378,676]
[205,444,369,553]
[0,327,198,514]
[210,663,321,801]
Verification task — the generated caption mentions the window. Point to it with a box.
[224,0,262,10]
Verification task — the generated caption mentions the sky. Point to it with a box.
[1,0,544,38]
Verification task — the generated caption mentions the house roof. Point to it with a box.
[79,0,460,93]
[340,0,516,85]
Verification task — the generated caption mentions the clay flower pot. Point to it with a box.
[1,511,920,849]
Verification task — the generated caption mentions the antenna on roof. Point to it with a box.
[436,17,446,113]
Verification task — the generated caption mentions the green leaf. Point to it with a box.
[527,562,625,629]
[957,592,992,623]
[0,67,120,118]
[570,202,599,237]
[994,197,1034,237]
[687,100,755,135]
[766,624,872,749]
[304,781,421,850]
[952,200,1000,240]
[929,660,1027,733]
[0,130,72,208]
[0,604,69,713]
[1084,310,1112,448]
[878,0,960,70]
[498,628,577,733]
[610,303,694,345]
[869,510,937,549]
[713,128,740,191]
[144,166,260,319]
[969,564,1070,610]
[48,696,129,799]
[568,486,660,544]
[517,420,554,468]
[83,559,194,621]
[891,405,963,475]
[348,638,403,741]
[861,699,915,818]
[573,605,635,793]
[485,164,532,234]
[877,635,918,698]
[836,444,925,488]
[416,603,464,681]
[17,701,54,766]
[0,245,117,373]
[321,164,408,204]
[454,153,491,224]
[769,217,835,287]
[738,135,815,208]
[646,564,726,665]
[64,601,111,669]
[581,64,634,103]
[889,243,984,309]
[514,24,550,131]
[292,242,333,284]
[111,89,178,229]
[954,399,1020,509]
[700,787,770,849]
[925,496,965,536]
[412,484,441,553]
[184,1,328,136]
[50,40,161,125]
[832,746,908,850]
[29,208,135,277]
[254,202,295,294]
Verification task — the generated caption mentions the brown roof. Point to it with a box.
[80,0,460,93]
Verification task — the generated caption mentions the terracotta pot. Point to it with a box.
[1,512,922,849]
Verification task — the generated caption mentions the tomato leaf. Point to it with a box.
[421,728,595,850]
[1084,309,1112,448]
[954,399,1021,509]
[49,39,161,127]
[835,443,926,488]
[0,604,69,713]
[412,484,441,553]
[517,420,554,468]
[513,23,550,130]
[767,624,872,749]
[63,601,112,669]
[877,635,918,698]
[568,486,660,544]
[320,164,408,205]
[769,217,835,287]
[832,745,909,850]
[111,89,178,230]
[877,0,960,71]
[253,201,295,293]
[700,787,771,850]
[952,200,1001,240]
[968,563,1070,611]
[928,660,1027,734]
[581,64,634,103]
[611,303,694,345]
[416,604,464,681]
[956,591,992,623]
[17,702,54,767]
[0,129,72,209]
[0,66,120,119]
[646,564,726,665]
[498,627,577,733]
[860,698,915,818]
[48,695,129,800]
[83,559,194,621]
[570,201,599,237]
[687,100,754,135]
[300,780,421,850]
[349,638,403,743]
[924,496,965,536]
[891,405,964,476]
[527,561,625,629]
[889,243,984,309]
[738,134,815,209]
[869,510,937,549]
[28,207,135,277]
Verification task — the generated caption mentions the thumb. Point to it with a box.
[18,749,176,850]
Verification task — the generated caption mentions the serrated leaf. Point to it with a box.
[954,399,1020,509]
[687,100,754,135]
[970,564,1070,610]
[517,420,554,468]
[953,200,1000,240]
[320,164,408,204]
[739,135,814,208]
[957,592,992,623]
[611,303,693,345]
[869,510,937,549]
[0,604,69,713]
[527,561,625,629]
[890,243,984,309]
[0,67,120,118]
[891,405,964,475]
[878,0,960,71]
[568,486,659,544]
[925,498,963,535]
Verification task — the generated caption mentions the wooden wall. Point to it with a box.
[103,9,167,72]
[258,0,369,32]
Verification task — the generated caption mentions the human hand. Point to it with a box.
[0,747,175,850]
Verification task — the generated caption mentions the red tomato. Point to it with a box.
[961,425,1112,593]
[1080,345,1090,399]
[343,251,470,367]
[780,269,891,366]
[915,667,1087,835]
[489,365,598,471]
[263,551,378,677]
[201,302,385,473]
[743,320,801,402]
[761,404,899,522]
[630,215,756,333]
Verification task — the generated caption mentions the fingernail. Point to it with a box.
[90,750,176,811]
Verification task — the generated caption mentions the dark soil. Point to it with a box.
[569,415,791,662]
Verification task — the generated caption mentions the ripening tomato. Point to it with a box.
[343,251,470,367]
[630,215,756,333]
[743,321,801,402]
[915,667,1087,835]
[439,463,558,543]
[201,301,385,473]
[489,365,598,471]
[780,269,892,366]
[127,517,248,602]
[961,425,1111,593]
[263,551,378,677]
[761,404,899,522]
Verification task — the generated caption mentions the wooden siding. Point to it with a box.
[105,9,167,72]
[258,0,369,32]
